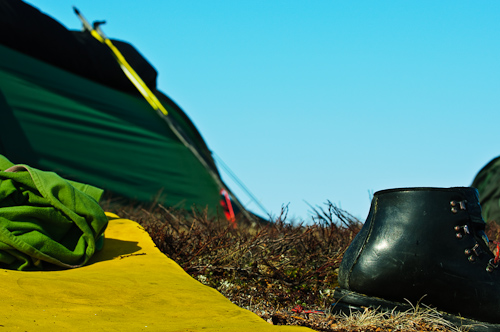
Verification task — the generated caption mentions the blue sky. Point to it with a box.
[25,1,500,222]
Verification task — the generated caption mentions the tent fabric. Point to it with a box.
[0,0,229,215]
[0,154,108,270]
[0,0,158,94]
[0,42,222,213]
[472,156,500,225]
[0,214,312,331]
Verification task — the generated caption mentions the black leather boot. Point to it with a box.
[333,187,500,331]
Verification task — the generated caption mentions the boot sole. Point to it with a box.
[332,288,500,332]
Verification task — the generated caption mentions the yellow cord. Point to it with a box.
[90,30,168,115]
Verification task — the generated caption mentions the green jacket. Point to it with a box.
[0,155,108,270]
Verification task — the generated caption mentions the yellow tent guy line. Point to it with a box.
[89,29,168,116]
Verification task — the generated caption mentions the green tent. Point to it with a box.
[0,0,241,217]
[472,156,500,225]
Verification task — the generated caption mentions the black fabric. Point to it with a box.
[0,0,157,94]
[472,156,500,224]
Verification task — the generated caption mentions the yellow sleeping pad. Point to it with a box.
[1,215,312,331]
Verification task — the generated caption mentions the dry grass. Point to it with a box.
[101,198,496,332]
[329,304,464,332]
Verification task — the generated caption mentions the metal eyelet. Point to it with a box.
[471,244,482,256]
[450,200,467,213]
[486,258,499,273]
[465,243,483,263]
[454,225,469,239]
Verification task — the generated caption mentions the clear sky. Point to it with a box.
[24,1,500,222]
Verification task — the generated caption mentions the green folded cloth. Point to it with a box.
[0,155,108,270]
